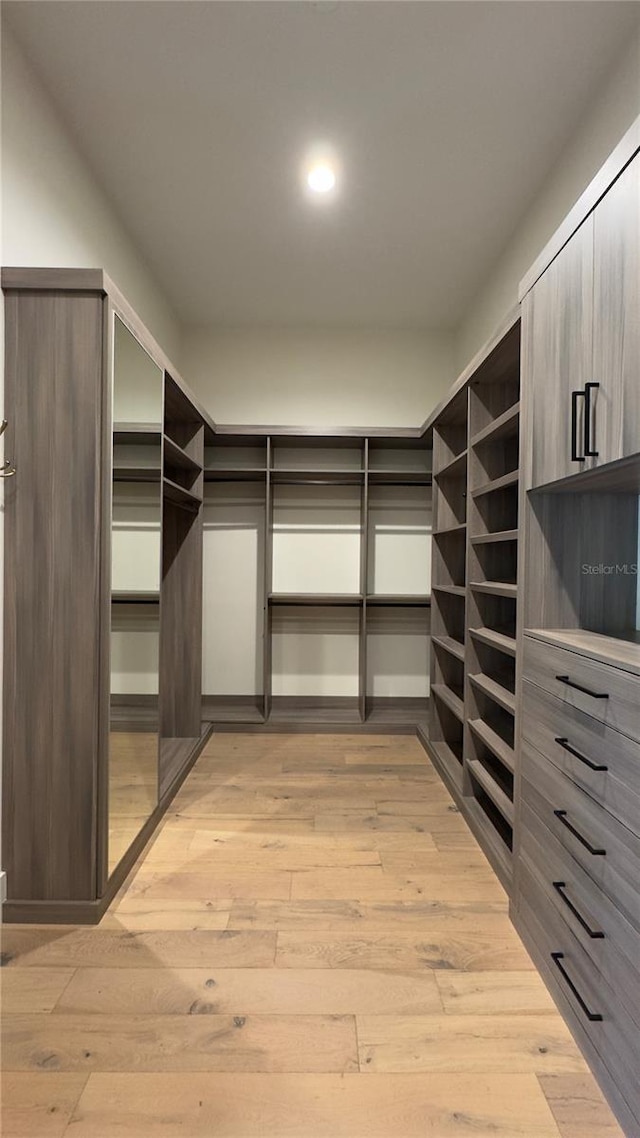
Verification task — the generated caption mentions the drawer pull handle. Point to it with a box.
[553,810,606,856]
[555,738,608,772]
[551,952,603,1021]
[555,676,609,700]
[552,881,605,939]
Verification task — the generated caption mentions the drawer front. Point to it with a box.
[523,635,640,744]
[522,679,640,837]
[518,860,640,1113]
[519,800,640,1025]
[521,737,640,933]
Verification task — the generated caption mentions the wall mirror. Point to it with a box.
[108,315,163,874]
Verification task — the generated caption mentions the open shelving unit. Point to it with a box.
[422,315,521,891]
[202,431,432,730]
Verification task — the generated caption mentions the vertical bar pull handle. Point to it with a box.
[584,382,600,457]
[551,953,603,1021]
[571,390,585,462]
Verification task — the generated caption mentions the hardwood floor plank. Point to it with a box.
[54,967,442,1016]
[314,812,470,833]
[0,929,276,969]
[65,1072,565,1137]
[290,867,505,902]
[1,968,76,1013]
[436,971,557,1015]
[229,898,508,932]
[126,870,292,901]
[538,1075,627,1138]
[0,1072,88,1138]
[357,1015,588,1074]
[2,1014,358,1074]
[276,930,535,971]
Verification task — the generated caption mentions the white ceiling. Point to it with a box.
[4,1,639,329]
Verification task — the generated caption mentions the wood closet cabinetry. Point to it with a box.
[1,269,212,924]
[524,152,640,490]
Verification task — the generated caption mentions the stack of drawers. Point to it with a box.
[516,632,640,1136]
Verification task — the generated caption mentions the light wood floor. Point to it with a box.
[1,734,625,1138]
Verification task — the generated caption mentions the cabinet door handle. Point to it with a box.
[553,810,606,855]
[555,737,608,772]
[552,882,605,938]
[571,390,585,461]
[551,952,603,1021]
[584,382,600,457]
[555,675,609,700]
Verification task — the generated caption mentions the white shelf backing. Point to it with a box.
[271,483,361,595]
[367,484,432,597]
[271,605,360,697]
[202,485,265,696]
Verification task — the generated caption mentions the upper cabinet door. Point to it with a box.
[592,155,640,466]
[523,215,594,490]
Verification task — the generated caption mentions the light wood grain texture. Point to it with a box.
[62,1071,564,1138]
[2,1013,358,1074]
[0,1073,88,1138]
[435,971,556,1015]
[1,969,76,1014]
[538,1074,627,1138]
[2,732,619,1137]
[54,967,441,1016]
[357,1014,587,1074]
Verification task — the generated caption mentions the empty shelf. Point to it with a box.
[470,627,516,656]
[202,697,265,724]
[268,702,362,726]
[163,477,202,511]
[470,403,520,448]
[424,736,464,792]
[464,795,512,890]
[469,672,516,714]
[432,584,466,597]
[430,683,464,722]
[368,470,433,485]
[268,593,363,606]
[114,423,162,443]
[468,758,514,827]
[164,434,202,474]
[366,594,431,606]
[471,470,519,498]
[431,634,465,662]
[270,468,364,484]
[470,581,518,598]
[435,449,468,480]
[112,591,160,604]
[204,467,267,481]
[471,529,518,545]
[434,523,467,537]
[113,465,161,482]
[468,717,515,773]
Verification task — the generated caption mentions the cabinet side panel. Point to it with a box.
[3,291,104,901]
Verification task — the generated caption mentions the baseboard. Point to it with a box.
[2,723,214,925]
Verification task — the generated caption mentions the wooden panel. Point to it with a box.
[2,289,105,902]
[521,740,640,934]
[523,636,640,744]
[593,154,640,465]
[522,680,640,837]
[522,217,594,490]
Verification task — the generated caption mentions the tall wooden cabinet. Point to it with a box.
[524,151,640,490]
[1,269,213,923]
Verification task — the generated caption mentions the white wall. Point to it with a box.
[182,326,455,429]
[457,27,640,370]
[1,28,181,363]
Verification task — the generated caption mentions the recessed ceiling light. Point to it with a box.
[307,164,336,194]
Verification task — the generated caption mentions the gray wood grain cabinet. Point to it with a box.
[524,151,640,490]
[1,268,213,924]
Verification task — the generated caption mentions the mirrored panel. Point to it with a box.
[109,315,163,874]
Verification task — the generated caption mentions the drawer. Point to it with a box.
[522,679,640,837]
[519,799,640,1026]
[521,737,640,933]
[517,860,640,1115]
[523,635,640,744]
